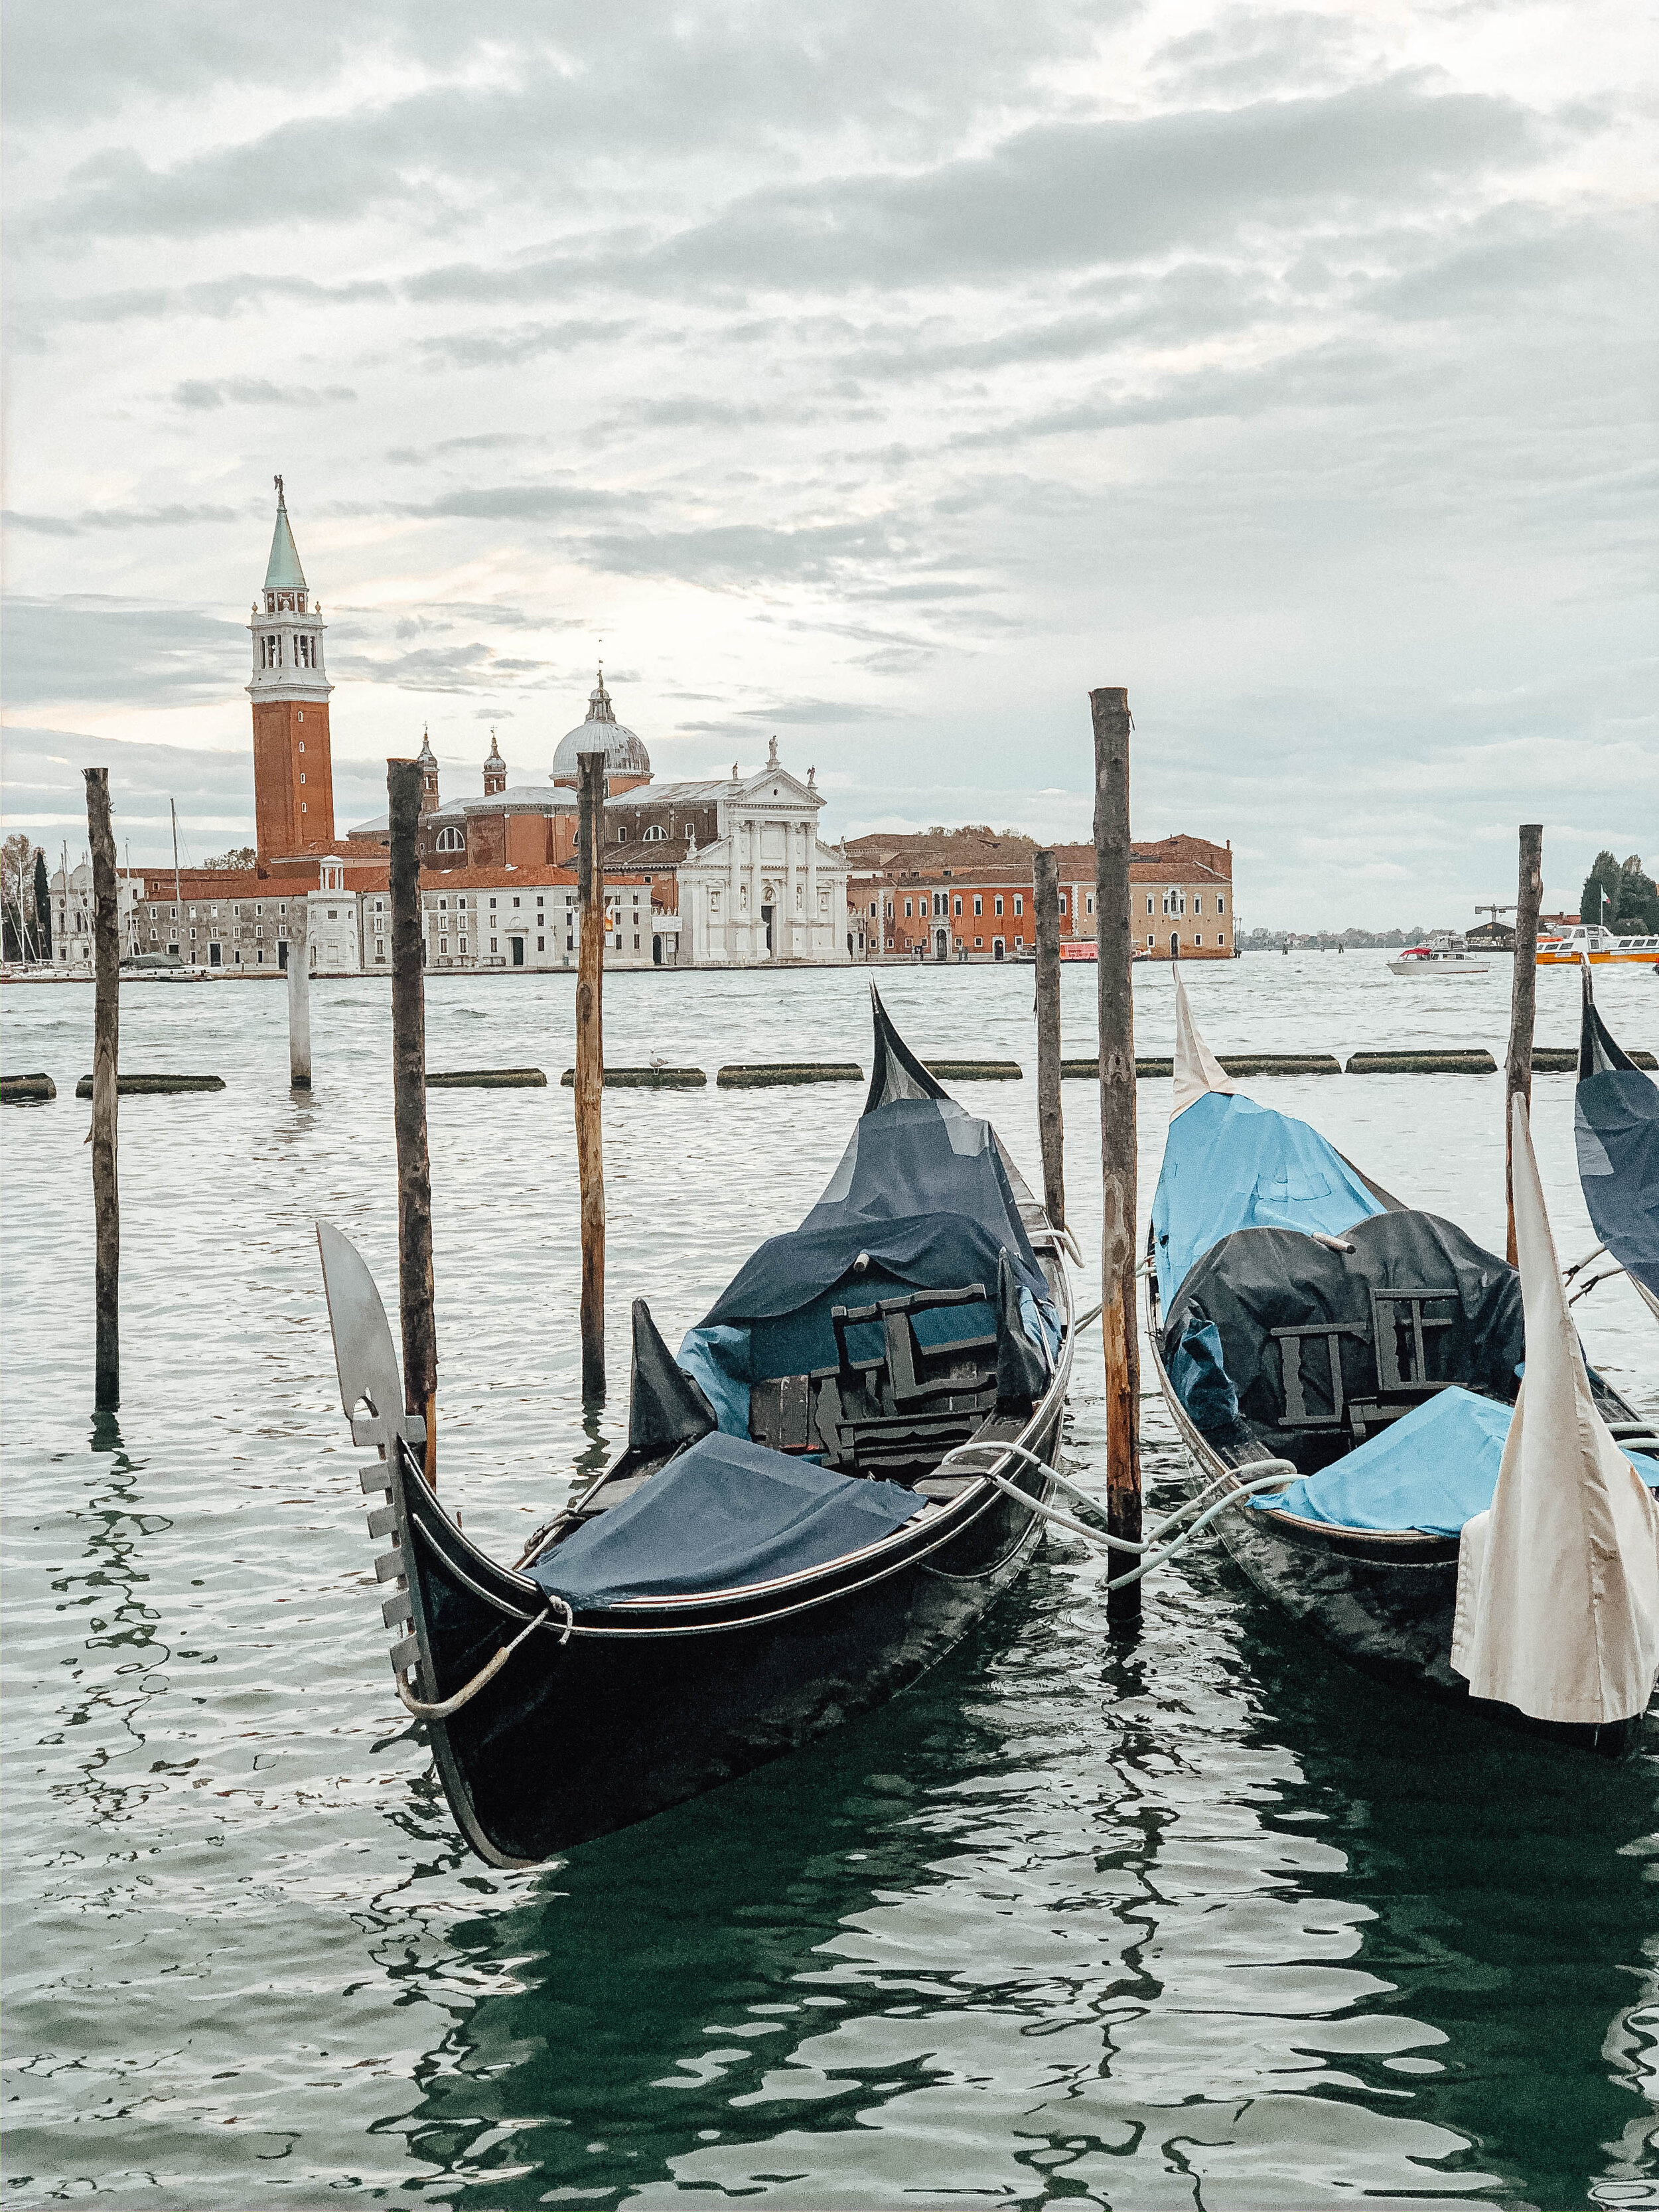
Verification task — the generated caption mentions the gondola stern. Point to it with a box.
[864,983,949,1114]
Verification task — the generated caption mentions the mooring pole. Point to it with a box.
[1092,687,1141,1633]
[575,748,607,1402]
[287,884,311,1089]
[1033,848,1065,1230]
[388,758,438,1483]
[84,768,120,1411]
[1505,822,1544,1268]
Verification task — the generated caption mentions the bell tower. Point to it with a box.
[248,476,334,865]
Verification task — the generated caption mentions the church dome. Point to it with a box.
[550,669,651,788]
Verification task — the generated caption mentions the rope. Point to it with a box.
[932,1438,1299,1592]
[396,1594,573,1720]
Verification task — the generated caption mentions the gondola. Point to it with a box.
[1575,965,1659,1324]
[318,990,1073,1865]
[1145,975,1659,1744]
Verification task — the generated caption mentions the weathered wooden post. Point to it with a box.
[84,768,120,1410]
[388,758,438,1482]
[1033,848,1065,1229]
[1092,688,1141,1632]
[576,748,607,1402]
[1505,822,1544,1267]
[287,883,311,1088]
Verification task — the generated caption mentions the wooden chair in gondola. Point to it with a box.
[1272,1282,1460,1451]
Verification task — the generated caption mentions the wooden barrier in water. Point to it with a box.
[560,1066,704,1088]
[1346,1049,1496,1074]
[2,1074,56,1102]
[1061,1053,1340,1078]
[1532,1045,1656,1072]
[74,1072,226,1098]
[925,1059,1023,1080]
[428,1068,548,1088]
[718,1063,862,1086]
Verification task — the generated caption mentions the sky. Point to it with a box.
[2,0,1653,927]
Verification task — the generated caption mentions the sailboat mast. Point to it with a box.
[171,800,184,952]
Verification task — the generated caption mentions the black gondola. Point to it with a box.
[1144,978,1659,1743]
[1575,964,1659,1324]
[318,990,1073,1865]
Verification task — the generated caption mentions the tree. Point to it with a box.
[34,848,50,961]
[204,846,257,870]
[1579,850,1623,930]
[1616,854,1659,934]
[1,831,33,958]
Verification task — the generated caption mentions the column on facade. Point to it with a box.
[748,818,761,963]
[785,814,798,958]
[804,820,817,957]
[734,805,747,960]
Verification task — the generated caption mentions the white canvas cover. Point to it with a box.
[1171,969,1237,1120]
[1450,1096,1659,1724]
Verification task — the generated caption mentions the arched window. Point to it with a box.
[435,826,464,853]
[643,824,667,842]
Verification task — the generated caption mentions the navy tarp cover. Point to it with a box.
[681,1096,1054,1434]
[1151,1090,1384,1307]
[1256,1384,1659,1536]
[1576,992,1659,1299]
[1163,1209,1525,1470]
[528,1432,926,1610]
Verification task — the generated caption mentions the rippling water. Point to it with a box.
[3,952,1655,2209]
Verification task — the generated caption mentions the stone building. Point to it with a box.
[842,829,1235,961]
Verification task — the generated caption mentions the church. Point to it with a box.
[79,482,851,976]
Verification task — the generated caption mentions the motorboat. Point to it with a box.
[1387,946,1489,978]
[1537,924,1659,970]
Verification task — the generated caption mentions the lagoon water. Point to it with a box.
[2,951,1656,2210]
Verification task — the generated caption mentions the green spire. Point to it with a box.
[263,473,308,592]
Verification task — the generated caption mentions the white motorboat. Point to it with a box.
[1388,946,1489,978]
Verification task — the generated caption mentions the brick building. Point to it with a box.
[843,828,1235,962]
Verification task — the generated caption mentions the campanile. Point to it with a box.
[248,477,334,866]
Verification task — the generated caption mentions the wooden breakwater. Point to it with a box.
[559,1067,705,1088]
[429,1068,548,1088]
[717,1063,863,1087]
[74,1072,226,1098]
[1,1073,56,1102]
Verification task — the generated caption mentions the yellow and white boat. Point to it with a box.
[1536,923,1659,968]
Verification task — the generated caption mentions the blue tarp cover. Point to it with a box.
[1152,1090,1384,1307]
[1577,1070,1659,1299]
[528,1432,926,1611]
[1255,1384,1659,1536]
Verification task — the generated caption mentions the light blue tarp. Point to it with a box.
[1152,1090,1384,1307]
[1255,1384,1659,1537]
[529,1432,926,1611]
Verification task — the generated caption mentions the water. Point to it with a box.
[3,952,1655,2209]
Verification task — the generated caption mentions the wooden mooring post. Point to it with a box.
[576,749,607,1402]
[1092,688,1141,1633]
[1033,848,1064,1229]
[1505,822,1544,1268]
[388,758,438,1483]
[287,885,311,1088]
[84,768,120,1411]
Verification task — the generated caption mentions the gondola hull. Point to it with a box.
[390,1414,1059,1864]
[1145,1290,1637,1753]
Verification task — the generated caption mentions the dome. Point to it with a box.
[549,669,652,788]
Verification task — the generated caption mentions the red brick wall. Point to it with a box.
[253,698,334,863]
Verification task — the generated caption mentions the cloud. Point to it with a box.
[173,377,358,408]
[415,320,638,370]
[2,597,249,705]
[4,504,243,536]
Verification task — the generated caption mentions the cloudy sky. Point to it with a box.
[3,0,1652,924]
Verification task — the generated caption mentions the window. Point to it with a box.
[490,936,498,953]
[974,936,983,949]
[904,897,913,917]
[1086,894,1094,915]
[994,896,1003,916]
[1059,895,1067,915]
[489,898,497,910]
[685,824,696,838]
[460,936,468,953]
[435,826,464,853]
[974,895,983,916]
[440,938,448,955]
[1147,895,1155,915]
[953,896,962,917]
[1195,934,1204,946]
[614,824,629,840]
[1193,895,1202,915]
[1013,895,1023,916]
[512,897,521,909]
[1218,897,1226,915]
[633,934,640,949]
[538,936,545,952]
